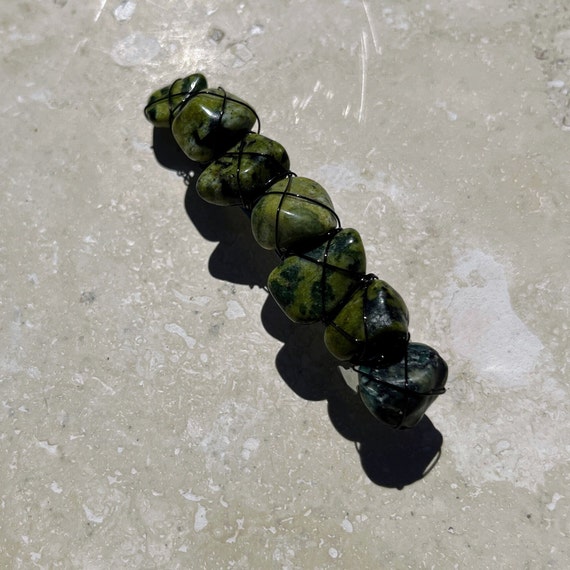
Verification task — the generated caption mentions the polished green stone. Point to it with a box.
[171,88,257,163]
[196,133,290,208]
[324,278,409,363]
[358,342,448,429]
[250,176,338,251]
[144,73,208,128]
[268,228,366,323]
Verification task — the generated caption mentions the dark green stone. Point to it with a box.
[196,133,290,207]
[268,228,366,323]
[324,278,409,363]
[171,88,257,163]
[358,342,448,429]
[144,73,208,128]
[250,176,338,251]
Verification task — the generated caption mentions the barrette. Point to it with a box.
[145,73,448,429]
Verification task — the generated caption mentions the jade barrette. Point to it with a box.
[144,73,447,429]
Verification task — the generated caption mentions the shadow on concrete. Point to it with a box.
[153,127,277,287]
[151,127,444,489]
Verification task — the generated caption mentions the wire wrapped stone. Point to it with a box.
[144,73,208,128]
[251,174,340,253]
[357,342,448,429]
[171,87,259,163]
[324,276,409,364]
[196,133,290,209]
[267,228,366,323]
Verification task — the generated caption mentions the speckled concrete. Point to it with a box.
[1,1,568,568]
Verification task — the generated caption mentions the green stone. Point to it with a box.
[250,176,338,251]
[144,73,208,128]
[196,133,290,208]
[171,88,258,163]
[268,228,366,323]
[324,278,409,363]
[358,342,448,429]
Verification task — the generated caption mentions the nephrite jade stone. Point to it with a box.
[196,133,290,208]
[358,342,448,429]
[268,228,366,323]
[144,73,208,128]
[171,88,258,163]
[251,176,338,251]
[324,278,409,363]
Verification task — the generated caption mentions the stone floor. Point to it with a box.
[1,1,568,568]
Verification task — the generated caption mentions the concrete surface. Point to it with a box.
[1,0,568,568]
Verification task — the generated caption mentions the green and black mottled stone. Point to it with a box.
[358,342,448,429]
[251,176,338,251]
[171,88,258,163]
[268,228,366,323]
[196,133,290,208]
[324,278,409,363]
[144,73,208,128]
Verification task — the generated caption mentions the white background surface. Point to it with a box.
[1,0,568,567]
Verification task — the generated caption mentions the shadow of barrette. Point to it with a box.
[151,127,444,489]
[260,295,444,489]
[152,128,277,287]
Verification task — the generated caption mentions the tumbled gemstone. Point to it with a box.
[324,278,409,363]
[171,88,258,163]
[250,176,338,251]
[144,73,208,128]
[268,228,366,323]
[358,342,448,429]
[196,133,290,208]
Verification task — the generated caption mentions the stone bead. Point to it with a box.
[171,88,258,163]
[196,133,290,208]
[144,73,208,128]
[250,176,338,251]
[268,228,366,323]
[358,342,448,429]
[324,278,409,363]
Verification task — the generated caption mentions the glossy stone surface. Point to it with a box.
[144,73,207,128]
[358,342,448,429]
[171,88,257,163]
[251,176,338,251]
[324,278,409,363]
[268,228,366,322]
[196,133,290,208]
